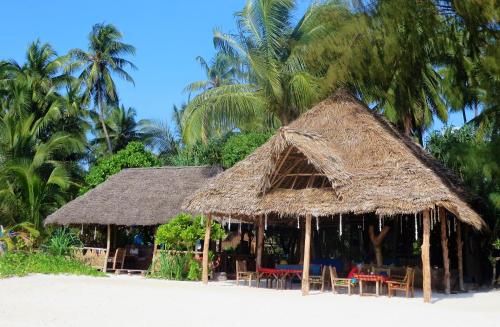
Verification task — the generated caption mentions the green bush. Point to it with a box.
[187,259,201,281]
[44,228,82,256]
[81,142,160,194]
[0,252,105,278]
[221,132,272,168]
[155,213,226,251]
[149,252,196,280]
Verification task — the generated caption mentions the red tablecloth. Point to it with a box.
[257,268,302,275]
[354,274,389,282]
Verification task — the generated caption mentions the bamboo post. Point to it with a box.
[439,207,450,294]
[301,214,312,296]
[103,224,111,273]
[422,210,431,303]
[456,220,464,291]
[202,213,212,285]
[256,215,264,270]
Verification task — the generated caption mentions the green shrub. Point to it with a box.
[187,259,201,281]
[156,213,226,251]
[0,252,105,278]
[221,132,272,168]
[44,228,82,256]
[149,252,194,280]
[81,142,160,194]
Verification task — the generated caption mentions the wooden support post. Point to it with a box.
[202,214,212,285]
[301,214,312,296]
[456,220,464,291]
[422,210,431,303]
[299,225,305,264]
[256,215,264,270]
[439,207,450,294]
[103,224,111,273]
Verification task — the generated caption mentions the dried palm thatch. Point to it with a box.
[182,91,486,230]
[45,166,221,226]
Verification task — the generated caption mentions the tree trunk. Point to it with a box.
[98,90,113,154]
[202,214,212,284]
[439,207,450,294]
[456,221,464,291]
[462,108,467,124]
[301,214,312,296]
[368,225,391,267]
[422,210,431,303]
[256,216,264,270]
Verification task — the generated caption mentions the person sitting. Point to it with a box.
[347,263,363,283]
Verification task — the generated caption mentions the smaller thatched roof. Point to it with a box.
[45,166,221,226]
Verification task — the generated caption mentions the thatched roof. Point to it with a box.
[45,166,221,226]
[182,91,486,230]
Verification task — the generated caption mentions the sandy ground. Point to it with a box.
[0,274,499,327]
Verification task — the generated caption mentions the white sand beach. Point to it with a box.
[0,274,499,327]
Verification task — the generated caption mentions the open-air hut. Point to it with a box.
[182,91,486,302]
[45,166,221,272]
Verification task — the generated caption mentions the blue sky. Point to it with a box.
[0,0,465,136]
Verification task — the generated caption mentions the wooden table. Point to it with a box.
[354,274,389,297]
[256,268,303,289]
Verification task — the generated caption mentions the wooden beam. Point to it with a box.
[202,213,212,285]
[301,214,312,296]
[103,224,111,273]
[439,207,450,294]
[422,210,431,303]
[456,220,464,291]
[256,215,264,270]
[269,146,293,186]
[271,158,307,189]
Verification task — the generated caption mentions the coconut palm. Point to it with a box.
[70,23,136,154]
[91,105,141,153]
[182,0,343,143]
[0,106,84,229]
[184,53,241,99]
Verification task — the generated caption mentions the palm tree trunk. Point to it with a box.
[97,90,113,154]
[462,108,467,124]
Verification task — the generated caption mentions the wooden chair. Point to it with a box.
[387,267,415,298]
[329,266,354,295]
[236,260,256,286]
[109,248,126,271]
[309,265,328,291]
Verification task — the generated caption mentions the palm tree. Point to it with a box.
[0,106,84,229]
[92,105,141,153]
[182,0,342,143]
[184,52,240,98]
[70,23,136,154]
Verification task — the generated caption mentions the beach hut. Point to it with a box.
[182,91,486,302]
[45,166,221,272]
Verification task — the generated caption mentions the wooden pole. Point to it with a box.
[301,214,312,296]
[422,210,431,303]
[256,215,264,270]
[299,224,305,264]
[103,224,111,273]
[202,213,212,285]
[439,207,450,294]
[456,220,464,291]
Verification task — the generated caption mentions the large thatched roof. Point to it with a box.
[182,91,486,230]
[45,166,221,226]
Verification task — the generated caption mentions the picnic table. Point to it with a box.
[354,273,389,297]
[256,268,302,289]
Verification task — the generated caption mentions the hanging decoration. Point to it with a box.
[228,217,232,231]
[339,214,343,237]
[447,218,451,236]
[453,217,457,232]
[400,216,403,235]
[378,216,382,232]
[316,216,319,231]
[264,214,268,231]
[437,206,440,222]
[362,216,365,231]
[414,213,418,241]
[80,224,83,235]
[297,217,300,229]
[94,226,97,240]
[238,222,242,234]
